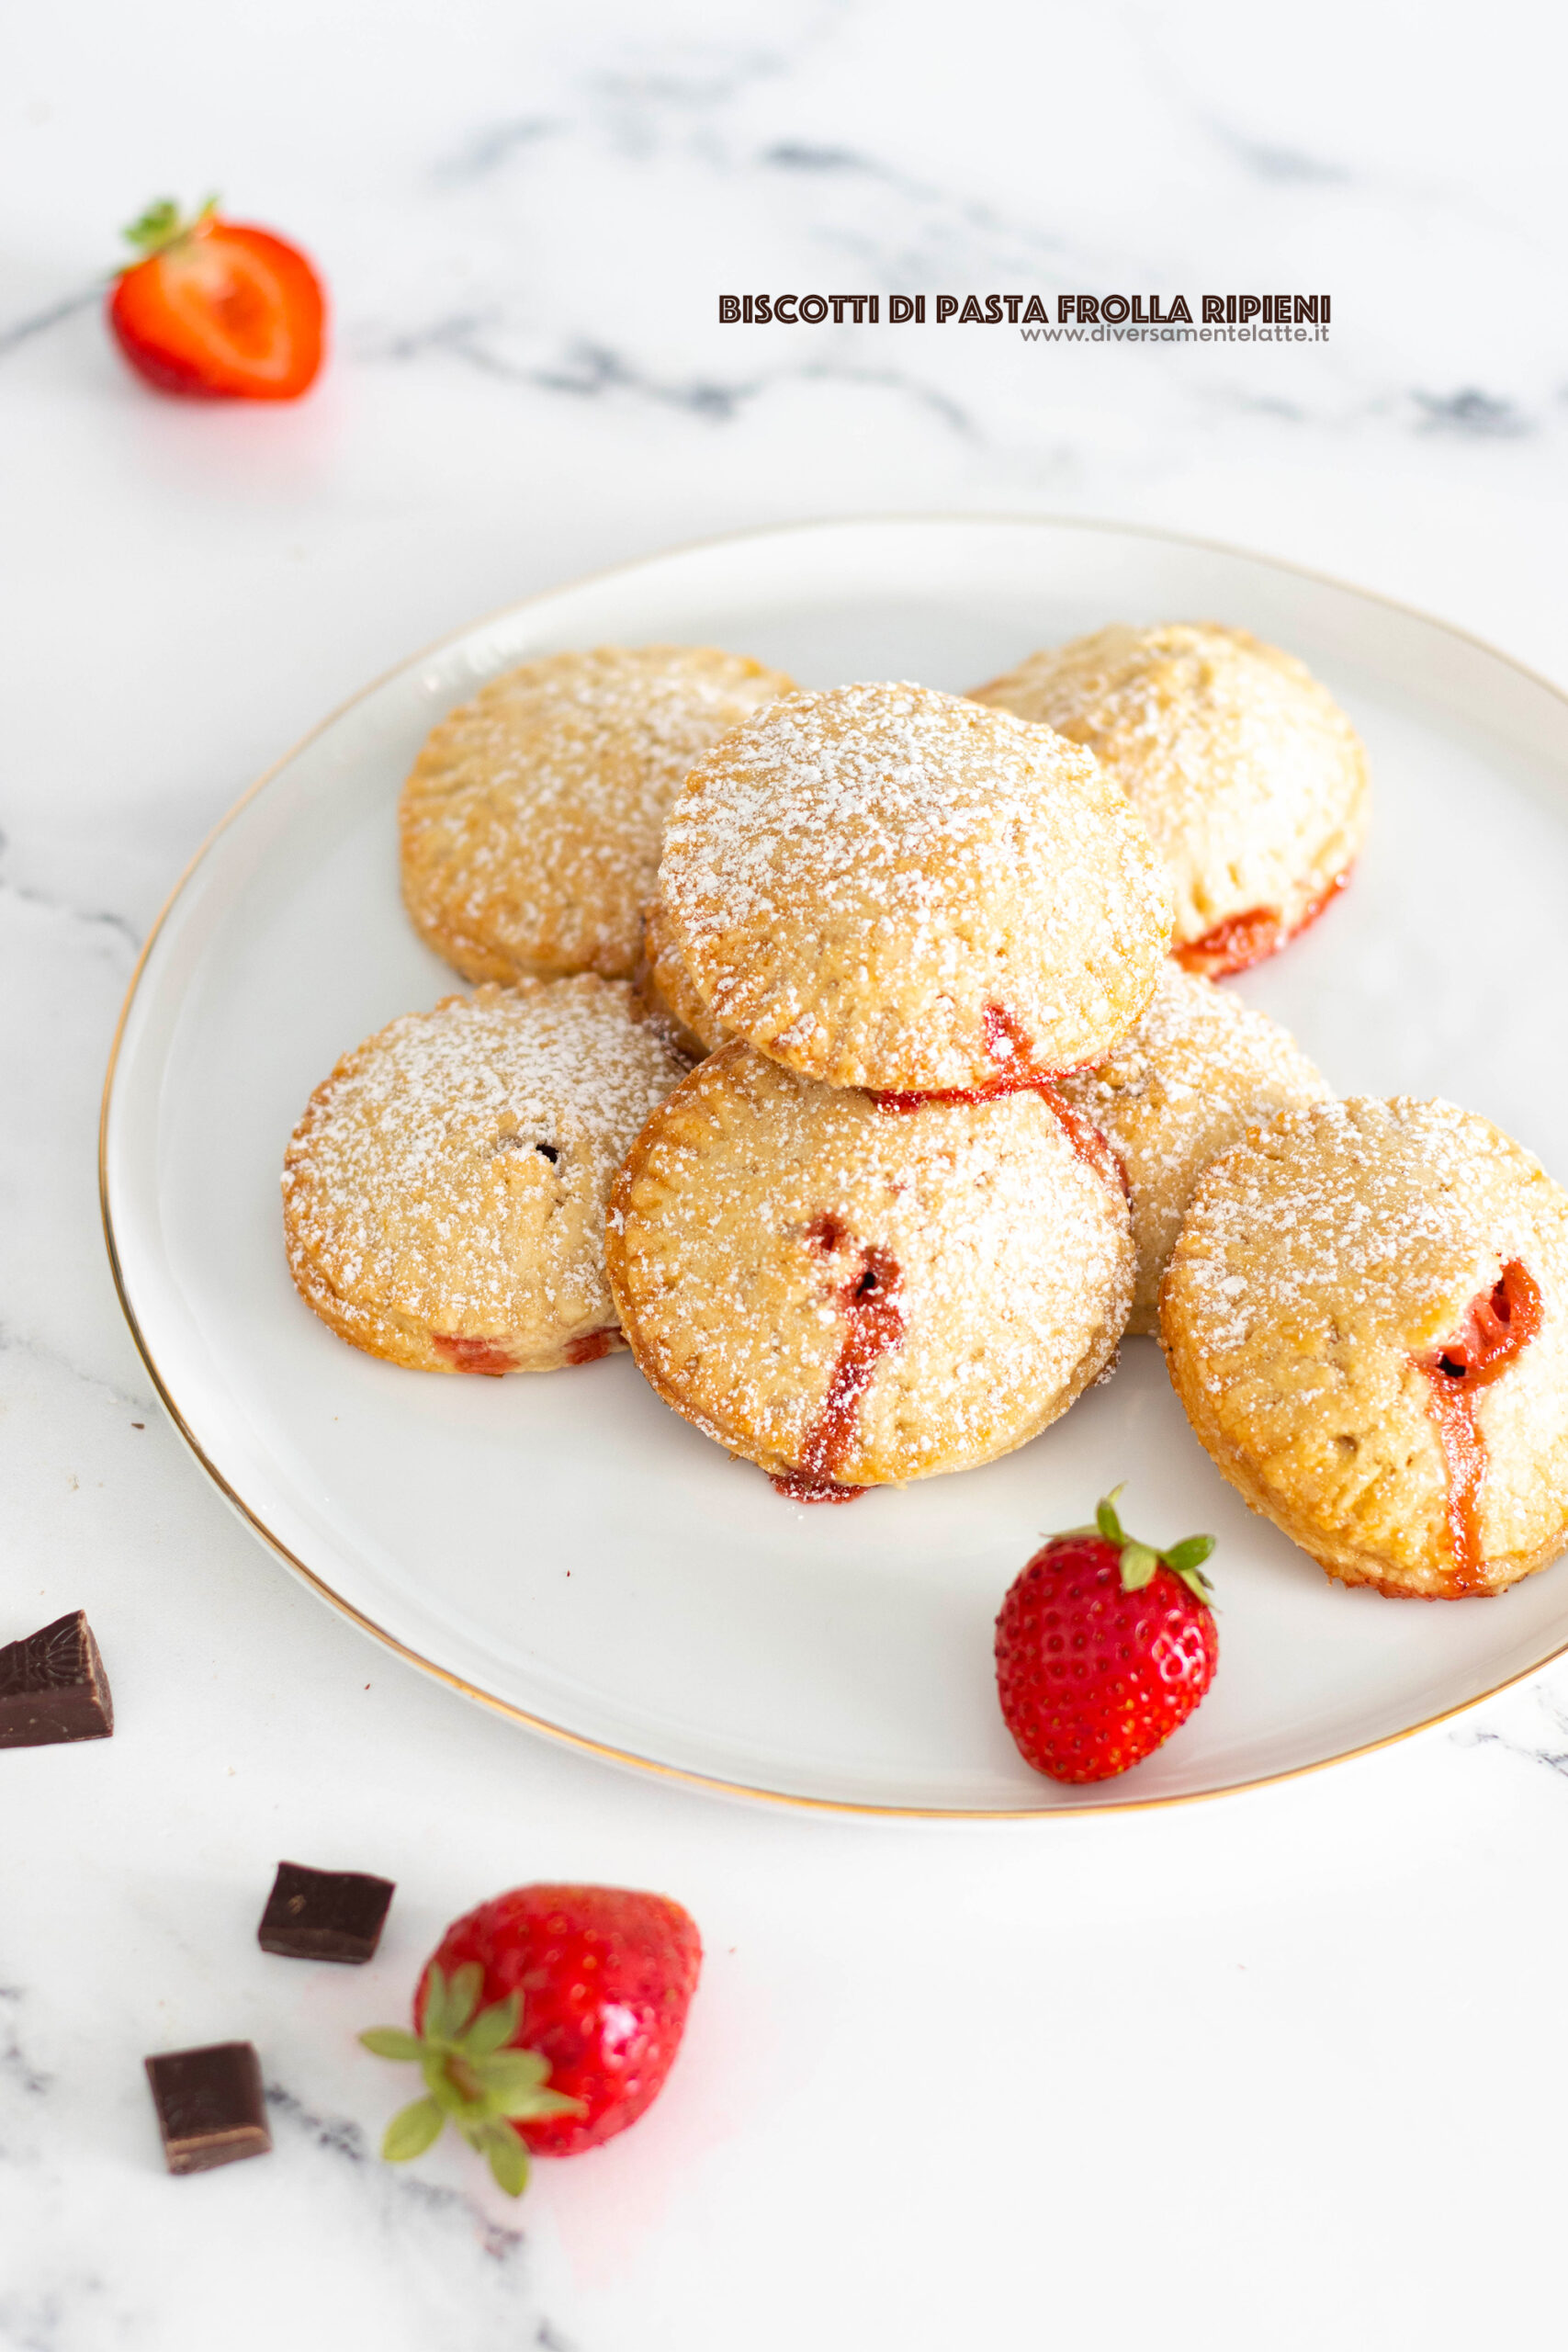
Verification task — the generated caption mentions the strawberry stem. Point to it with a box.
[359,1961,585,2197]
[1062,1492,1217,1605]
[117,194,219,270]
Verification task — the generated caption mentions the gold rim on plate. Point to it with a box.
[97,512,1568,1818]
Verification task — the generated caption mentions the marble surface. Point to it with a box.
[6,2,1568,2344]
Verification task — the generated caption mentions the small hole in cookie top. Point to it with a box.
[488,1132,561,1165]
[1426,1265,1540,1390]
[488,1131,560,1164]
[854,1267,881,1297]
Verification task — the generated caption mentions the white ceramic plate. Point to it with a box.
[102,516,1568,1815]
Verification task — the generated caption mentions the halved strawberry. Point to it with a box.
[107,197,325,401]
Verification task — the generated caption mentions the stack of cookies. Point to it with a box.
[282,623,1568,1603]
[285,647,793,1377]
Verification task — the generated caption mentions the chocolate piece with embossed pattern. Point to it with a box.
[0,1610,113,1747]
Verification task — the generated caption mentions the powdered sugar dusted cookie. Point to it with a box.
[606,1041,1134,1495]
[1161,1097,1568,1597]
[1059,963,1332,1335]
[400,645,795,985]
[657,682,1171,1092]
[283,978,690,1374]
[971,623,1368,977]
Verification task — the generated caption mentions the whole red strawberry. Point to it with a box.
[995,1489,1218,1783]
[361,1884,701,2195]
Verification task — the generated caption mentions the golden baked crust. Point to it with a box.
[657,682,1172,1092]
[606,1041,1134,1490]
[283,978,690,1373]
[400,645,795,984]
[1059,964,1332,1335]
[971,623,1369,966]
[639,890,728,1060]
[1160,1097,1568,1596]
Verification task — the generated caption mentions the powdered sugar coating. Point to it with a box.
[283,978,691,1373]
[971,623,1368,955]
[658,682,1172,1091]
[1162,1096,1568,1596]
[1060,963,1331,1333]
[606,1041,1134,1487]
[400,645,795,984]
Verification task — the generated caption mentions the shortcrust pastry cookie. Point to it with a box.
[657,682,1172,1092]
[283,978,690,1374]
[1161,1097,1568,1597]
[400,645,795,985]
[971,623,1368,977]
[1059,963,1332,1336]
[605,1041,1134,1495]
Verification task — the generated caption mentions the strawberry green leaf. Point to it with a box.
[1119,1541,1159,1590]
[472,2049,552,2100]
[122,199,181,254]
[1163,1535,1216,1575]
[422,1960,484,2044]
[514,2087,587,2121]
[1175,1563,1217,1604]
[418,1962,452,2040]
[478,2122,529,2198]
[359,2027,423,2064]
[476,2057,585,2122]
[445,1962,484,2039]
[460,1992,522,2059]
[1095,1487,1126,1545]
[118,195,218,264]
[383,2097,445,2163]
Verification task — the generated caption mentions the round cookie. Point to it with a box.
[1059,962,1332,1336]
[657,681,1172,1092]
[400,645,795,985]
[970,623,1369,976]
[283,977,691,1374]
[1161,1097,1568,1597]
[606,1040,1134,1494]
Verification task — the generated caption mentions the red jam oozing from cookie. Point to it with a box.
[981,1002,1036,1070]
[874,1003,1129,1201]
[1174,871,1350,980]
[1415,1260,1542,1593]
[436,1329,615,1374]
[564,1329,616,1366]
[772,1216,906,1505]
[433,1333,515,1376]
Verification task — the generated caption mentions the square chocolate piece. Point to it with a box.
[0,1610,113,1748]
[145,2041,272,2175]
[257,1860,395,1963]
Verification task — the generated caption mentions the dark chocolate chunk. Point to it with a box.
[258,1860,395,1963]
[0,1611,113,1748]
[144,2041,272,2175]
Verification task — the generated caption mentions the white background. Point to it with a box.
[5,3,1568,2346]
